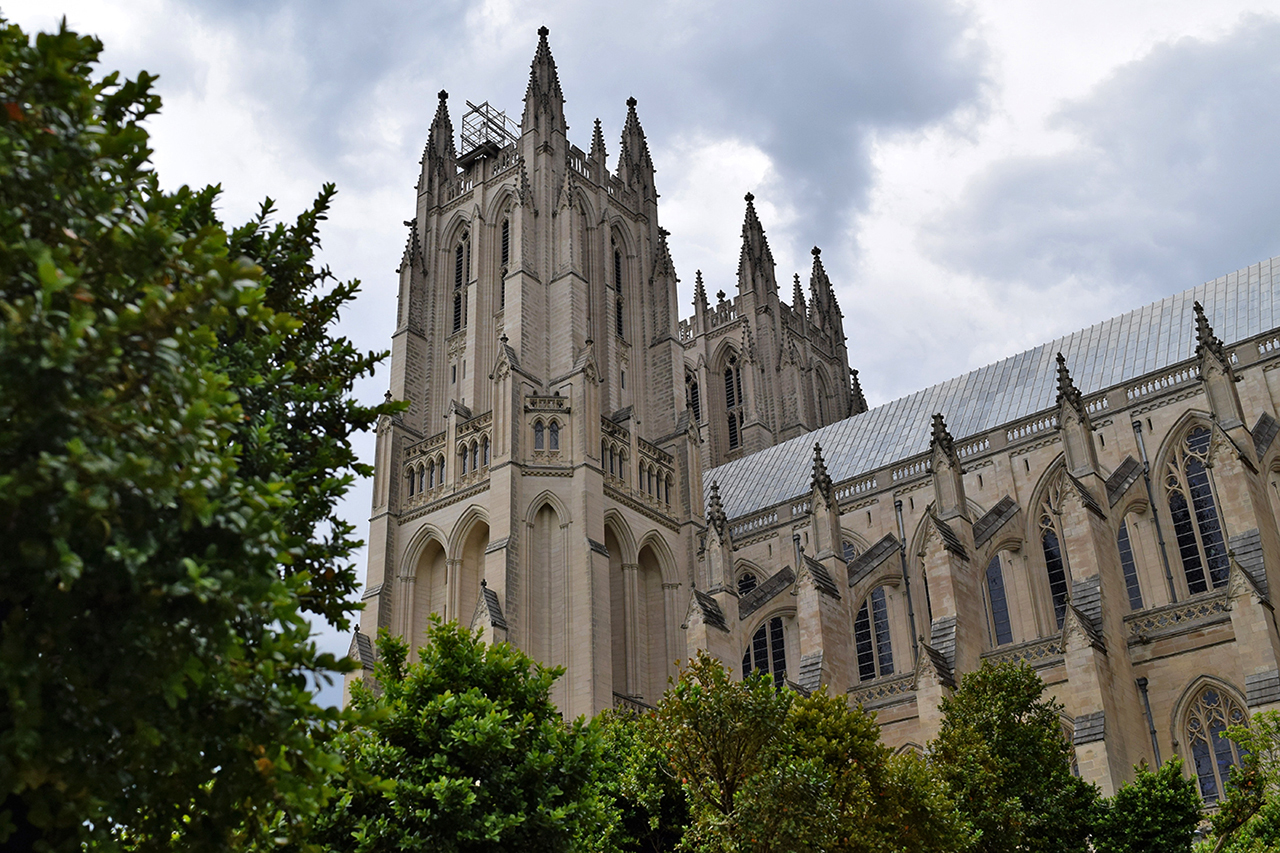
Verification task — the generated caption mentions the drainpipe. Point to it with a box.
[1133,420,1178,603]
[1136,676,1162,765]
[895,499,921,665]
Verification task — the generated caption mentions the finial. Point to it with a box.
[384,390,393,403]
[716,289,726,303]
[812,246,821,256]
[626,96,637,108]
[707,482,727,535]
[810,442,833,501]
[538,25,549,37]
[929,412,956,458]
[1193,301,1227,362]
[500,332,509,345]
[438,90,448,101]
[744,192,754,203]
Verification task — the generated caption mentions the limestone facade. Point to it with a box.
[352,28,1280,800]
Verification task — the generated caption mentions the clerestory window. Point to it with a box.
[854,586,894,682]
[1166,426,1229,594]
[741,615,787,687]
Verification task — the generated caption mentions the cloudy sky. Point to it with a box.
[10,0,1280,703]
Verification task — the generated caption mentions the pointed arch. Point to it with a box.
[602,509,638,566]
[1155,413,1230,595]
[483,184,518,223]
[525,489,572,527]
[636,530,679,587]
[447,505,490,561]
[525,497,569,709]
[1171,675,1248,803]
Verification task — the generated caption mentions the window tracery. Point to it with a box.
[725,355,744,450]
[854,586,894,682]
[741,615,787,687]
[1165,426,1229,594]
[1184,685,1246,803]
[984,554,1013,647]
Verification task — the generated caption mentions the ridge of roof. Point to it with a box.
[707,254,1280,520]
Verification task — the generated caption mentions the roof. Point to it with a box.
[706,254,1280,520]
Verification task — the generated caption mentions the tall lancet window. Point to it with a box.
[1166,426,1229,594]
[725,355,745,449]
[613,246,626,338]
[499,218,509,310]
[453,233,469,333]
[741,615,787,687]
[1040,514,1069,629]
[686,373,701,422]
[984,554,1014,647]
[854,586,894,682]
[1184,685,1246,803]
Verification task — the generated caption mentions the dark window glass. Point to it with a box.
[1169,490,1207,594]
[534,421,544,450]
[743,616,786,686]
[614,249,623,290]
[1116,521,1144,610]
[1042,524,1069,629]
[688,377,701,421]
[407,469,415,496]
[616,297,625,338]
[738,572,757,596]
[842,541,858,563]
[453,243,465,333]
[985,555,1014,646]
[854,587,894,682]
[548,421,559,451]
[501,219,510,267]
[870,588,894,677]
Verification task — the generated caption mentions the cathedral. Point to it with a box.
[351,28,1280,800]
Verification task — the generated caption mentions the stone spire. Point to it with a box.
[590,117,606,163]
[808,246,841,334]
[653,227,676,279]
[706,482,727,536]
[423,90,457,196]
[1055,353,1099,477]
[521,26,565,134]
[737,193,777,295]
[810,442,834,504]
[792,273,807,316]
[618,96,655,197]
[930,412,967,521]
[849,368,868,416]
[694,270,709,313]
[1055,352,1088,421]
[1194,301,1229,365]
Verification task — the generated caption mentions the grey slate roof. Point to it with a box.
[706,255,1280,520]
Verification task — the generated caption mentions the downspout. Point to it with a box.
[1136,676,1162,765]
[895,499,921,665]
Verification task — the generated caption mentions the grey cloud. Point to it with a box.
[929,14,1280,302]
[169,0,987,265]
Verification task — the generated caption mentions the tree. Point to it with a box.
[929,662,1100,853]
[309,620,609,852]
[1207,711,1280,853]
[654,651,970,853]
[597,710,689,853]
[1092,758,1201,853]
[0,17,390,850]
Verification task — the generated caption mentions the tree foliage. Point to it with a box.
[1206,711,1280,853]
[310,621,608,852]
[930,662,1100,853]
[1092,758,1201,853]
[654,651,970,853]
[0,17,390,850]
[597,710,689,853]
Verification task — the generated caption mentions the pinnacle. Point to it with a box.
[1055,352,1085,413]
[538,25,549,37]
[810,442,833,500]
[627,96,637,109]
[929,412,956,459]
[438,89,448,101]
[1193,300,1227,362]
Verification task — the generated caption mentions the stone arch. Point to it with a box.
[525,489,572,527]
[604,514,637,698]
[1150,409,1216,480]
[524,496,570,709]
[733,558,767,596]
[602,510,638,565]
[483,185,517,223]
[851,578,907,684]
[1154,412,1231,597]
[635,535,677,702]
[740,605,798,685]
[398,522,450,652]
[439,211,472,256]
[1023,456,1075,635]
[447,507,489,639]
[1170,675,1249,803]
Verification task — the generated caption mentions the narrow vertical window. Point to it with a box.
[665,476,673,506]
[471,441,479,472]
[1041,520,1069,629]
[453,242,465,333]
[549,421,559,451]
[407,469,415,496]
[985,554,1014,646]
[687,375,701,421]
[1167,426,1229,594]
[459,447,468,475]
[725,356,744,449]
[428,459,436,489]
[418,466,425,494]
[534,420,544,450]
[499,218,509,310]
[482,436,490,467]
[616,297,625,338]
[614,248,623,290]
[1117,521,1144,610]
[854,586,894,682]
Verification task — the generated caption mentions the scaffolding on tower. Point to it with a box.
[459,100,519,167]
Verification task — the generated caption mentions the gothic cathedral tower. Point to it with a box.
[353,29,859,717]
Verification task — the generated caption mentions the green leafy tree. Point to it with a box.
[310,620,608,852]
[0,17,390,850]
[597,710,689,853]
[1093,758,1201,853]
[655,651,969,853]
[930,662,1100,853]
[1207,711,1280,853]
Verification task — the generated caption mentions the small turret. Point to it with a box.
[590,118,607,165]
[521,26,566,135]
[810,442,834,505]
[792,273,807,317]
[422,90,457,199]
[1055,353,1100,477]
[737,193,777,296]
[706,481,727,537]
[694,270,709,314]
[618,97,655,200]
[929,412,967,521]
[808,246,841,336]
[1194,301,1247,430]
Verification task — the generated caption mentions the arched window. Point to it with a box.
[687,373,701,421]
[471,441,479,472]
[1184,685,1246,803]
[608,445,615,475]
[481,436,490,467]
[534,420,544,450]
[407,468,416,496]
[1116,520,1144,610]
[418,466,425,494]
[738,571,758,596]
[842,541,859,563]
[616,297,625,339]
[618,451,626,481]
[453,233,469,333]
[854,586,894,682]
[428,458,436,489]
[984,554,1013,647]
[499,217,510,310]
[725,355,744,450]
[665,475,673,506]
[741,615,787,687]
[1041,515,1069,629]
[614,247,623,291]
[548,421,559,451]
[1166,426,1229,594]
[459,445,468,475]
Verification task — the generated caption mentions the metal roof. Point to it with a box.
[705,255,1280,520]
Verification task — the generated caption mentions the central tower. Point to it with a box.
[354,29,858,717]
